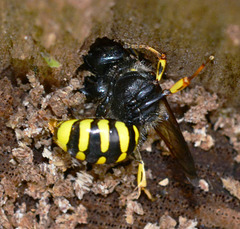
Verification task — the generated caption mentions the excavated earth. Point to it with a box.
[0,0,240,228]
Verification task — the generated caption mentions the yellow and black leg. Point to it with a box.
[133,150,153,200]
[124,43,167,82]
[136,45,166,81]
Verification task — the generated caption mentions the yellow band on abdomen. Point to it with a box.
[56,119,78,152]
[116,152,127,163]
[79,119,94,152]
[96,156,107,164]
[97,119,110,153]
[75,151,86,161]
[115,121,129,153]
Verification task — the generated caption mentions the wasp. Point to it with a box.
[49,37,214,198]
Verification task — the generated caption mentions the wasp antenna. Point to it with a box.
[124,42,163,58]
[169,55,214,94]
[188,55,215,81]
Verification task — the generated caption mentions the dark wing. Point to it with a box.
[154,97,198,186]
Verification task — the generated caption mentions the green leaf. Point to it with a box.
[41,52,62,68]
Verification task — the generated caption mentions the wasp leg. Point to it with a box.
[124,82,165,124]
[95,96,111,117]
[129,88,165,123]
[126,83,155,106]
[136,45,166,81]
[125,88,164,125]
[124,43,167,82]
[155,53,166,81]
[166,55,214,95]
[133,150,153,200]
[132,92,165,112]
[126,84,161,110]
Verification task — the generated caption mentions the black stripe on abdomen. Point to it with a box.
[67,120,80,157]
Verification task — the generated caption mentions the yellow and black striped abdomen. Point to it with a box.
[52,119,140,164]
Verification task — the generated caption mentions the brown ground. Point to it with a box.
[0,0,239,228]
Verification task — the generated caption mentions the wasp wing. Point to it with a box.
[154,97,198,186]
